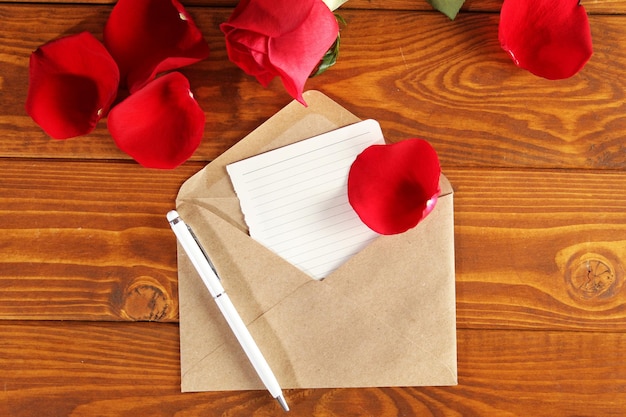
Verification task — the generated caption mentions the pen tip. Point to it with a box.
[276,394,290,412]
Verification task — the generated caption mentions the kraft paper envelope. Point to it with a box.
[174,90,457,391]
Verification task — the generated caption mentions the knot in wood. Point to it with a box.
[120,276,173,321]
[565,252,621,302]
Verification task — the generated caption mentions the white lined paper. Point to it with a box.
[226,120,384,280]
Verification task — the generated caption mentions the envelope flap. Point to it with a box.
[177,199,317,389]
[176,200,313,312]
[177,91,361,201]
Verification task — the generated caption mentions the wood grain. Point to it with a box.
[0,160,198,321]
[2,2,626,416]
[1,322,624,417]
[5,0,624,14]
[1,6,624,169]
[450,168,626,331]
[2,160,625,331]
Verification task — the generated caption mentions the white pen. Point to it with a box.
[167,210,289,412]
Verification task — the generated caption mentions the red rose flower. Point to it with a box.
[220,0,339,104]
[108,72,205,169]
[348,139,441,235]
[499,0,593,79]
[25,32,120,139]
[104,0,210,93]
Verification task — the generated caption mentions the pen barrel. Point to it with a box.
[215,293,283,398]
[169,220,225,298]
[168,211,285,408]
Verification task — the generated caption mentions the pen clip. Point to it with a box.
[186,225,220,281]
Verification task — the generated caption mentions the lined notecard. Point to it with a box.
[226,119,384,280]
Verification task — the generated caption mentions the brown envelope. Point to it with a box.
[174,91,457,391]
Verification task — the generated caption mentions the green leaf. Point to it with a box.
[427,0,466,20]
[312,33,341,77]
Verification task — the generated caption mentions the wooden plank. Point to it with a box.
[1,160,625,331]
[1,322,625,416]
[1,5,624,169]
[0,160,199,322]
[4,0,623,14]
[451,169,626,331]
[327,12,626,170]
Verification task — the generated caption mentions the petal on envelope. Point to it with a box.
[107,72,205,169]
[498,0,593,79]
[104,0,209,92]
[25,32,119,139]
[348,139,441,235]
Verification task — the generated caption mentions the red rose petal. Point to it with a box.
[348,139,441,235]
[107,72,205,169]
[220,0,338,104]
[499,0,593,79]
[25,32,119,139]
[104,0,209,92]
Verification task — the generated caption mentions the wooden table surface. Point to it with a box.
[2,0,625,415]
